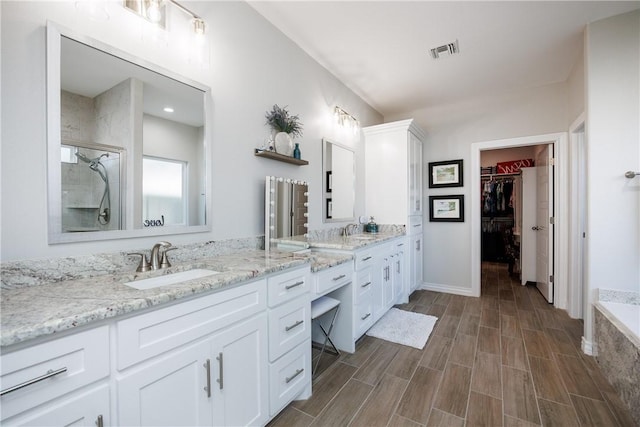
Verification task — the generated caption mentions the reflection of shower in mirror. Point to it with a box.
[60,143,123,233]
[75,151,111,225]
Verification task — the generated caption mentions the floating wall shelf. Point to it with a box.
[254,149,308,166]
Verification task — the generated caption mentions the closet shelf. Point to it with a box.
[254,149,308,166]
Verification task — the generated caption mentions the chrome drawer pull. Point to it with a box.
[361,313,371,321]
[216,353,224,390]
[203,359,211,397]
[0,367,67,396]
[332,274,346,281]
[285,368,304,384]
[413,224,420,227]
[96,415,104,427]
[285,281,304,290]
[361,281,372,288]
[362,256,372,261]
[285,320,304,331]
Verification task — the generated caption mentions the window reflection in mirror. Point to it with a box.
[47,23,210,243]
[142,157,186,227]
[322,139,355,222]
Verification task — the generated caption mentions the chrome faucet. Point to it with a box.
[150,241,172,270]
[343,223,359,236]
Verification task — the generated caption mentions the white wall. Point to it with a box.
[0,1,382,262]
[387,82,569,290]
[586,10,640,295]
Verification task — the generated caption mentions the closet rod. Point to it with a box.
[481,172,521,178]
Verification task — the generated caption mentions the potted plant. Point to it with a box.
[265,104,303,156]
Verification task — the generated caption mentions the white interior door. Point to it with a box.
[521,167,537,285]
[535,145,554,303]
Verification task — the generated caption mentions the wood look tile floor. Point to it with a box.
[268,262,638,427]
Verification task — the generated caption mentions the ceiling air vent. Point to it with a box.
[430,39,459,59]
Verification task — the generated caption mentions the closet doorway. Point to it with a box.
[479,144,554,302]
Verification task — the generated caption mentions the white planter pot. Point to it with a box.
[274,132,294,156]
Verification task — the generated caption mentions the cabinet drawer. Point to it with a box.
[267,267,311,308]
[2,384,110,427]
[0,326,109,421]
[268,297,310,361]
[314,262,352,297]
[269,340,311,416]
[117,279,266,369]
[355,250,377,271]
[408,215,423,235]
[354,298,374,338]
[355,267,373,303]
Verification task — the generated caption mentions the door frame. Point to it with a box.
[470,132,568,308]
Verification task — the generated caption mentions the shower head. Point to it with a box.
[75,152,92,164]
[76,151,109,166]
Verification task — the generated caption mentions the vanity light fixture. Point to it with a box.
[124,0,206,35]
[334,106,360,135]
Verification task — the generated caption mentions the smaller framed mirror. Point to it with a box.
[322,139,355,222]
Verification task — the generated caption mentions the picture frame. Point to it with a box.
[429,195,464,222]
[428,159,463,188]
[326,198,333,219]
[326,171,332,193]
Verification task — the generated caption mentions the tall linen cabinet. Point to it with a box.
[363,119,426,297]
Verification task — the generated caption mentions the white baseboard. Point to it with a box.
[420,282,477,297]
[581,336,596,356]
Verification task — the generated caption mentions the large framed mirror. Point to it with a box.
[322,139,355,222]
[47,23,211,243]
[265,176,309,251]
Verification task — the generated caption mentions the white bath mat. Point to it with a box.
[366,308,438,349]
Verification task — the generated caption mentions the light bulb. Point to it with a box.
[146,0,162,23]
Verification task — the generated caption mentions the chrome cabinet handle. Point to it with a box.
[362,256,372,261]
[413,224,420,227]
[332,274,346,281]
[203,359,212,397]
[285,280,304,290]
[361,281,372,288]
[285,320,304,331]
[95,415,104,427]
[285,368,304,384]
[532,226,540,231]
[216,353,224,390]
[416,240,421,251]
[361,312,371,320]
[397,261,401,273]
[0,367,67,396]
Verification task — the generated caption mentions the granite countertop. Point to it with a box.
[1,249,353,348]
[275,231,406,251]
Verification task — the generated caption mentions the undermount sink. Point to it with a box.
[124,269,220,290]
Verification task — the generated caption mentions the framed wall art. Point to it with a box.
[429,195,464,222]
[429,159,463,188]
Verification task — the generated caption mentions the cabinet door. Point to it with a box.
[410,234,424,292]
[382,255,395,311]
[372,256,387,321]
[211,313,268,427]
[4,384,109,427]
[117,341,212,426]
[392,251,404,305]
[408,131,423,216]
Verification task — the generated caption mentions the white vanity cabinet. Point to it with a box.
[0,326,110,426]
[266,267,312,417]
[364,119,426,293]
[116,279,269,426]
